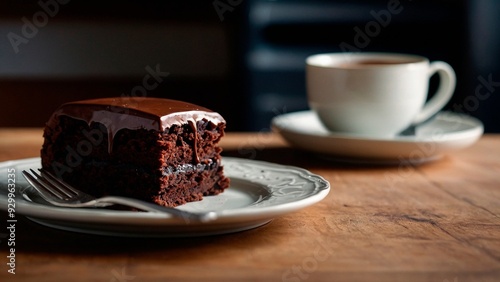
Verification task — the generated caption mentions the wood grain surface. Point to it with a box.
[0,129,499,282]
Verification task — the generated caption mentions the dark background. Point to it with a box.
[1,0,499,132]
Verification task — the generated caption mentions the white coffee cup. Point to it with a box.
[306,52,456,137]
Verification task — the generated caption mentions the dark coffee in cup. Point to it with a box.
[339,59,418,68]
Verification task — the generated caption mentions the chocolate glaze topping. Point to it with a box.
[47,97,225,157]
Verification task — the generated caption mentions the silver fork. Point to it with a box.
[21,169,217,223]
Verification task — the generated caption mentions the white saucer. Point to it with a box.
[271,111,483,165]
[0,157,329,237]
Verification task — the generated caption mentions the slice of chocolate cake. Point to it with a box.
[41,97,230,207]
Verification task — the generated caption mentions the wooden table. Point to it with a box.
[0,129,499,282]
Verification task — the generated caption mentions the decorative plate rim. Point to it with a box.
[0,157,330,236]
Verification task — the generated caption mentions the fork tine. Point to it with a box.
[22,169,67,200]
[34,170,74,199]
[22,169,216,222]
[38,169,80,196]
[30,169,73,199]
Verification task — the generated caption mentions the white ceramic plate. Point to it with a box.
[272,111,483,165]
[0,157,329,237]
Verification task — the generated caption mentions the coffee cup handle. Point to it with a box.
[413,61,456,124]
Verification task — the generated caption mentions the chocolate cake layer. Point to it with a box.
[41,97,230,207]
[47,97,225,154]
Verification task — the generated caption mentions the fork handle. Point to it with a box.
[94,196,217,223]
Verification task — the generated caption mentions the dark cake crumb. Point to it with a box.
[40,97,230,207]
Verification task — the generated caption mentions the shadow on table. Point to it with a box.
[4,210,284,257]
